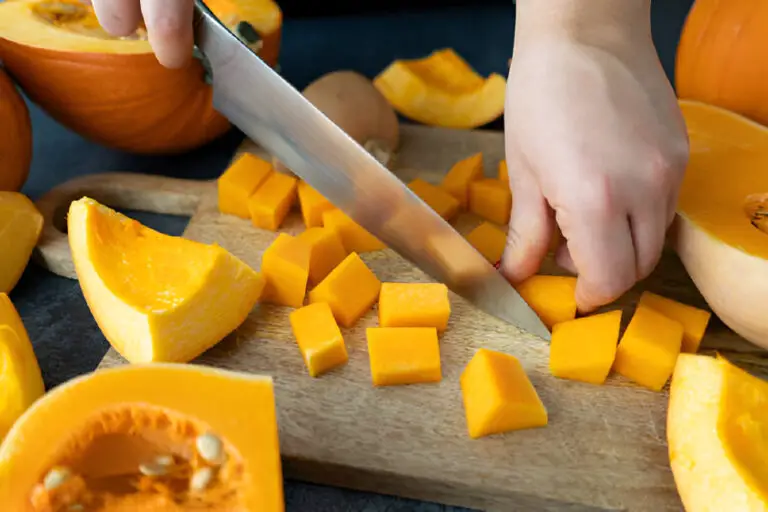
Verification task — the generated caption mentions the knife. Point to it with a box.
[192,0,551,341]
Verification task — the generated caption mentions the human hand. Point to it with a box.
[500,0,690,313]
[91,0,194,68]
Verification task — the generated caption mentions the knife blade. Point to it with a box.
[192,0,551,340]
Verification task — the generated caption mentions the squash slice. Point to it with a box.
[0,363,284,511]
[0,191,44,293]
[668,353,768,511]
[373,48,506,129]
[67,197,265,363]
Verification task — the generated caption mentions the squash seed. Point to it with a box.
[189,466,215,492]
[154,454,175,467]
[138,462,168,477]
[195,433,225,465]
[43,467,71,490]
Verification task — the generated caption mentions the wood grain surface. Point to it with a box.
[34,124,768,511]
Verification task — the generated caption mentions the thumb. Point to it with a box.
[499,166,554,284]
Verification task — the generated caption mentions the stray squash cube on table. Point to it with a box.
[366,327,442,386]
[217,153,274,219]
[441,152,483,209]
[247,170,298,231]
[289,302,348,377]
[465,221,506,263]
[261,233,311,308]
[637,291,711,353]
[378,282,451,332]
[468,178,511,225]
[407,178,461,221]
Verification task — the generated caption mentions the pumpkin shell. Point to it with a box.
[0,68,32,191]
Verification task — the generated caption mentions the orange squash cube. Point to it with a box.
[366,327,442,386]
[378,282,451,332]
[497,160,509,184]
[247,171,298,231]
[297,180,335,228]
[515,275,577,329]
[638,291,711,354]
[460,348,548,439]
[308,252,381,327]
[261,233,311,308]
[322,208,386,253]
[217,153,273,218]
[407,178,460,221]
[549,310,622,385]
[613,304,684,391]
[441,152,483,209]
[289,302,348,377]
[469,178,512,225]
[296,227,348,287]
[465,221,506,263]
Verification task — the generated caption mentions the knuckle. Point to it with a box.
[572,174,614,221]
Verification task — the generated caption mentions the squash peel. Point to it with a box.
[0,191,44,293]
[67,197,265,364]
[0,68,32,192]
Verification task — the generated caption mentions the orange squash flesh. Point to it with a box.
[247,171,298,231]
[297,180,335,229]
[261,233,311,308]
[290,302,348,378]
[668,353,768,511]
[217,153,274,219]
[0,69,32,192]
[296,227,348,287]
[0,192,44,294]
[0,0,282,154]
[322,208,386,253]
[441,152,483,209]
[407,178,461,221]
[366,327,442,386]
[465,221,506,264]
[637,291,711,354]
[468,178,512,225]
[0,363,284,511]
[378,282,451,332]
[515,275,578,330]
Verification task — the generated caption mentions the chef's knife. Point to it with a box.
[192,0,551,340]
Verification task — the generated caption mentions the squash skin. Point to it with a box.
[0,68,32,191]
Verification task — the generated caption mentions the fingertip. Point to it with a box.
[142,0,195,68]
[92,0,142,38]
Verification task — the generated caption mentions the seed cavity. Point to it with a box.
[43,466,71,490]
[196,432,226,465]
[190,466,215,492]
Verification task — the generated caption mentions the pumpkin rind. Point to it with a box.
[0,68,32,191]
[0,0,282,154]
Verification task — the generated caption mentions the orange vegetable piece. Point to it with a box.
[497,160,508,183]
[515,275,577,329]
[0,192,43,293]
[297,180,334,228]
[613,304,684,391]
[296,227,347,286]
[549,310,622,385]
[465,221,506,263]
[308,252,381,327]
[638,291,711,354]
[322,208,386,253]
[366,327,442,386]
[460,348,548,439]
[247,170,298,231]
[468,178,512,225]
[378,282,451,332]
[441,152,483,208]
[289,302,348,377]
[217,153,273,219]
[408,178,460,221]
[261,233,311,308]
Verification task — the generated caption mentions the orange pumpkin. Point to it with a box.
[0,68,32,192]
[0,0,282,154]
[676,0,768,126]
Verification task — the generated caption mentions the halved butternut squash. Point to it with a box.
[0,363,284,511]
[0,192,44,293]
[67,197,265,363]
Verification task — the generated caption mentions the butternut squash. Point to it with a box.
[0,363,284,511]
[261,233,311,308]
[468,178,511,225]
[637,291,711,354]
[217,153,274,219]
[378,282,451,332]
[497,160,508,184]
[441,152,483,209]
[465,221,506,264]
[549,311,622,385]
[289,302,348,377]
[67,197,265,363]
[515,275,578,330]
[297,180,335,229]
[296,227,347,287]
[322,208,386,253]
[366,327,442,386]
[0,192,44,293]
[407,178,460,221]
[247,171,298,231]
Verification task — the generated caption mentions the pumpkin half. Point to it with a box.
[0,68,32,192]
[0,363,284,511]
[667,353,768,511]
[67,197,265,363]
[674,100,768,350]
[0,0,281,154]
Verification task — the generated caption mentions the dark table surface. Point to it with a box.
[9,2,693,510]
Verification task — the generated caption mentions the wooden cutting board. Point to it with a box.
[33,124,768,512]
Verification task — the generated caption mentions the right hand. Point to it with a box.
[91,0,194,68]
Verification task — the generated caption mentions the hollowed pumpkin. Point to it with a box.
[674,100,768,350]
[667,353,768,511]
[0,0,282,154]
[373,48,506,129]
[0,68,32,192]
[0,363,284,511]
[67,197,265,363]
[0,192,44,294]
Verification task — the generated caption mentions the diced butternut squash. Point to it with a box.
[247,171,298,231]
[638,291,711,354]
[515,275,577,329]
[549,310,622,385]
[308,252,381,327]
[296,227,348,286]
[217,153,273,218]
[497,160,508,184]
[408,178,460,221]
[289,302,348,377]
[322,208,386,253]
[465,221,506,263]
[441,152,483,209]
[460,348,548,439]
[378,282,451,332]
[261,233,311,308]
[366,327,442,386]
[297,180,334,228]
[613,304,684,391]
[469,178,512,225]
